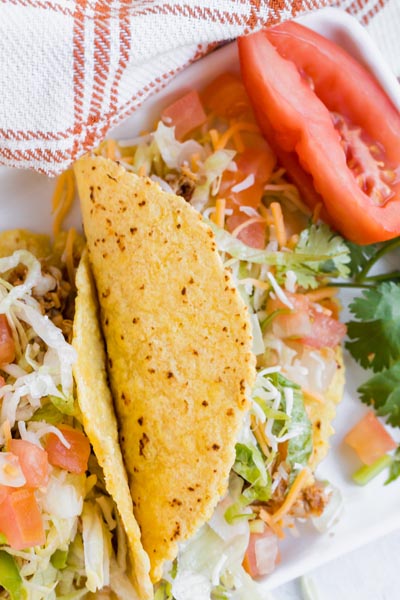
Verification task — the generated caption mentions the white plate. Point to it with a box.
[1,7,399,594]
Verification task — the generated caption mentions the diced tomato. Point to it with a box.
[300,312,347,349]
[271,308,313,340]
[238,23,400,244]
[220,146,276,211]
[0,487,45,549]
[161,90,207,141]
[243,527,279,578]
[9,440,49,488]
[236,146,276,184]
[344,411,397,466]
[0,315,15,365]
[267,292,346,348]
[201,73,252,119]
[226,213,266,249]
[0,376,5,387]
[46,425,90,474]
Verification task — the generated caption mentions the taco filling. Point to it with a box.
[0,230,151,600]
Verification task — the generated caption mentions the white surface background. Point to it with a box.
[273,528,400,600]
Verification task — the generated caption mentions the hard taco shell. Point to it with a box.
[74,156,256,582]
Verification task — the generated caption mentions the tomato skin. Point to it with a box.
[344,411,397,466]
[238,25,400,244]
[0,487,45,549]
[161,90,207,141]
[8,440,49,488]
[0,315,15,364]
[46,425,90,474]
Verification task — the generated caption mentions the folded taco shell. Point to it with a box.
[73,251,153,599]
[74,157,256,582]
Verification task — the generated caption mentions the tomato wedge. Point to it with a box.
[238,23,400,244]
[161,90,207,141]
[0,315,15,365]
[9,440,49,488]
[344,411,397,465]
[0,487,45,549]
[46,425,90,474]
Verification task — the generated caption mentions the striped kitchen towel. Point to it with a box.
[0,0,398,175]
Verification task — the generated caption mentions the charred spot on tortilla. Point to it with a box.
[74,156,256,582]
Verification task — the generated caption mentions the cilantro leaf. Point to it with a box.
[210,221,350,289]
[358,363,400,427]
[345,241,378,278]
[290,223,350,288]
[346,282,400,371]
[385,446,400,485]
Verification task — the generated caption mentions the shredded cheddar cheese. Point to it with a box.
[287,234,299,249]
[305,287,338,303]
[271,468,309,523]
[2,420,11,450]
[265,184,311,216]
[209,128,220,150]
[63,227,77,288]
[215,121,259,151]
[259,508,285,539]
[52,170,75,236]
[270,202,287,248]
[190,153,201,173]
[238,278,271,291]
[212,198,226,228]
[251,415,271,458]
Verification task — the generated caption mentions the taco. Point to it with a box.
[75,157,256,586]
[74,149,347,598]
[0,229,152,600]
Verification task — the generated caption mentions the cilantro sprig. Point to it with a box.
[358,363,400,427]
[343,237,400,484]
[346,282,400,372]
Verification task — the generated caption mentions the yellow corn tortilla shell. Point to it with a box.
[306,347,345,472]
[74,156,256,582]
[72,252,153,600]
[0,229,52,259]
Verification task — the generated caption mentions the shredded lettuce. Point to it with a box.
[41,473,85,520]
[168,523,261,600]
[0,550,25,600]
[267,372,312,481]
[191,150,235,212]
[209,221,350,290]
[153,122,204,170]
[81,501,111,593]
